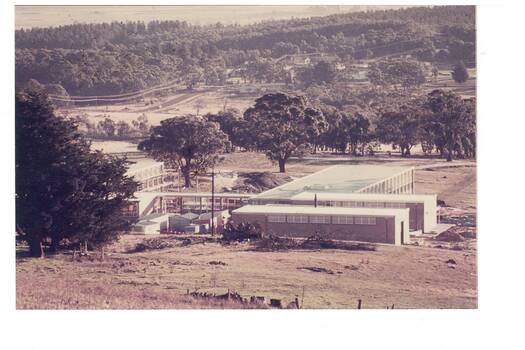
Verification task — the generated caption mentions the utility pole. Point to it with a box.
[211,165,215,235]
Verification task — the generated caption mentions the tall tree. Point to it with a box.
[375,103,422,157]
[16,90,138,257]
[98,117,116,137]
[138,116,228,187]
[347,113,371,156]
[319,108,370,155]
[424,89,476,161]
[205,108,245,151]
[451,60,469,83]
[243,93,325,172]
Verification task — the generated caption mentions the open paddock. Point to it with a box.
[16,234,477,309]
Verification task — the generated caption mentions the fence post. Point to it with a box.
[357,299,362,309]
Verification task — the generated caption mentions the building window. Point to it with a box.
[287,215,308,224]
[354,217,377,225]
[268,215,286,223]
[385,202,405,208]
[310,215,331,224]
[332,216,354,225]
[364,201,382,208]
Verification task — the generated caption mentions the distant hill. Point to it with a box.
[15,6,475,97]
[15,5,409,29]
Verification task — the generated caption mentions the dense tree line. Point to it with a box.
[188,89,475,174]
[15,6,475,96]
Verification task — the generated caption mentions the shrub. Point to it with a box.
[222,222,262,242]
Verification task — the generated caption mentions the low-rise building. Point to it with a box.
[232,205,410,245]
[285,192,437,233]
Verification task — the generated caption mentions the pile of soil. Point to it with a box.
[128,238,174,253]
[231,172,292,193]
[435,230,465,242]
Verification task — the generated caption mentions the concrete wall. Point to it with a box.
[232,213,398,244]
[256,199,431,233]
[424,195,438,232]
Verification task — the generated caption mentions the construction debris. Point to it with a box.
[127,238,174,253]
[252,235,377,252]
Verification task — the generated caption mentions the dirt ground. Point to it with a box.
[16,234,476,309]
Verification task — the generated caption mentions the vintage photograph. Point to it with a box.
[15,5,477,309]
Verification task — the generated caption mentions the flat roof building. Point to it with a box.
[234,164,437,245]
[287,192,437,233]
[250,165,415,202]
[232,205,410,245]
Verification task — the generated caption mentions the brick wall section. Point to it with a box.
[231,213,396,244]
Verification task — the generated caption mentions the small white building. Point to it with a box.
[130,213,171,235]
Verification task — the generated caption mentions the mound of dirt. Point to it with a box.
[435,230,465,242]
[128,238,174,253]
[232,172,292,193]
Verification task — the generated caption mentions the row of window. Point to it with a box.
[319,200,406,208]
[268,215,377,225]
[361,171,414,194]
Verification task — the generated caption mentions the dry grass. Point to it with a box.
[17,234,477,309]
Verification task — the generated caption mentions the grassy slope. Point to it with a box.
[16,236,476,309]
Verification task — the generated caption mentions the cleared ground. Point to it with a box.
[68,89,255,126]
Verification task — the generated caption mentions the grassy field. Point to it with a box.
[16,235,476,309]
[16,154,477,309]
[67,89,255,126]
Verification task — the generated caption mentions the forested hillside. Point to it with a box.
[15,6,475,96]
